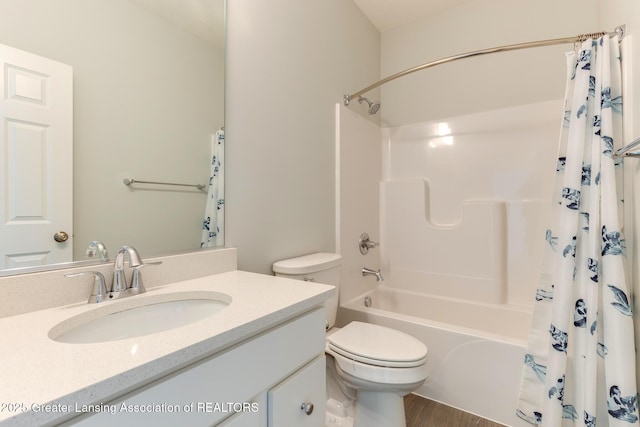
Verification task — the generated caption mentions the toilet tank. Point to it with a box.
[272,252,341,329]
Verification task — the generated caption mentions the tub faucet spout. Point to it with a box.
[362,267,383,282]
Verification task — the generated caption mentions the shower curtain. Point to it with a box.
[516,35,638,426]
[200,129,225,247]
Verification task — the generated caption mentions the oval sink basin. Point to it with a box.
[50,295,230,344]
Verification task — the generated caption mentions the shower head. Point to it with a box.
[358,96,381,115]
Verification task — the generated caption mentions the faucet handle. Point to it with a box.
[129,261,162,295]
[359,233,380,255]
[65,271,108,303]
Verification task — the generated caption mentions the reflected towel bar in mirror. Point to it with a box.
[123,178,206,191]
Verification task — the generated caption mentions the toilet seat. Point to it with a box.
[328,350,428,387]
[326,322,427,368]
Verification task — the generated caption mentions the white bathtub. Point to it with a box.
[338,286,534,427]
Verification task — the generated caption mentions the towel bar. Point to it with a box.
[123,178,206,190]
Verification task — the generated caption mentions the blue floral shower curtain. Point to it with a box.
[200,129,224,247]
[516,35,638,426]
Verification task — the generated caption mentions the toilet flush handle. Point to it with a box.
[300,402,314,415]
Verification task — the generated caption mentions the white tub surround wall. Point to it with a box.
[335,105,382,304]
[335,100,560,307]
[335,101,558,425]
[382,101,561,307]
[0,249,334,426]
[383,179,508,303]
[336,76,563,307]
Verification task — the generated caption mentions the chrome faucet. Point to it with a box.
[84,241,109,261]
[129,261,162,295]
[362,267,383,282]
[66,245,161,303]
[111,245,143,297]
[65,271,108,303]
[359,233,380,255]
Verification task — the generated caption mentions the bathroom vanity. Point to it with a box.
[0,249,333,427]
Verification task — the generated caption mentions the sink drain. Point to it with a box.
[364,296,372,307]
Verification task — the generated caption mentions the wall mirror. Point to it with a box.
[0,0,225,275]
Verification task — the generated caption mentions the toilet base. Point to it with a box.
[353,390,406,427]
[326,358,355,426]
[324,324,426,427]
[327,355,417,427]
[324,391,406,427]
[325,398,354,426]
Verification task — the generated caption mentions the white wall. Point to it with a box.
[380,0,598,126]
[0,0,224,258]
[225,0,380,274]
[336,105,382,304]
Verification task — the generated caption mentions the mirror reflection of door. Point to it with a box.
[0,43,73,269]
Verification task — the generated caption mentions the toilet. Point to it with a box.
[273,253,428,427]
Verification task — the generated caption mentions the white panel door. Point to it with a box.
[0,44,73,269]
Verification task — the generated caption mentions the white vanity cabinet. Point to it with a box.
[268,354,325,426]
[61,307,326,427]
[217,393,267,427]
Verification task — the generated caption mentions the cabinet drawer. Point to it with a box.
[268,355,325,427]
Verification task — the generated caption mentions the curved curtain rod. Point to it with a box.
[343,25,626,105]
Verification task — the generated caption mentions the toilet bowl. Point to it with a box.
[273,253,428,427]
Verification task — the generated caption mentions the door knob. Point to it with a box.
[53,231,69,242]
[300,402,314,415]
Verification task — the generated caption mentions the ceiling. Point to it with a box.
[352,0,474,32]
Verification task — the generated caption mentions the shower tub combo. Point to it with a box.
[337,73,565,426]
[334,22,627,427]
[339,285,532,426]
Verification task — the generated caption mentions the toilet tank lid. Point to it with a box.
[273,252,342,275]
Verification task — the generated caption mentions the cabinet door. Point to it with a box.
[268,356,325,427]
[217,394,266,427]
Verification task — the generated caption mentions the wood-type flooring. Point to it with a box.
[404,394,506,427]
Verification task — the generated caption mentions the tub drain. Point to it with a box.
[364,296,372,307]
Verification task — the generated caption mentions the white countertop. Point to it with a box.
[0,270,334,427]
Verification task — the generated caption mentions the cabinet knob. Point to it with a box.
[300,402,314,415]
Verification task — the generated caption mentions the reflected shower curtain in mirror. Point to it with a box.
[201,129,225,247]
[516,35,638,426]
